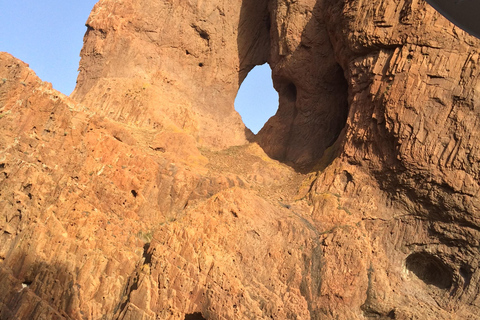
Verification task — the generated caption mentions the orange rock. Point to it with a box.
[1,0,480,318]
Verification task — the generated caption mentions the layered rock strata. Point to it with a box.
[1,0,480,319]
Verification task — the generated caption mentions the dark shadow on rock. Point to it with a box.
[185,312,207,320]
[237,0,270,86]
[238,0,349,173]
[244,127,256,143]
[0,252,79,319]
[405,252,453,289]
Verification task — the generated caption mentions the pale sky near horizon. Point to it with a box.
[0,0,278,134]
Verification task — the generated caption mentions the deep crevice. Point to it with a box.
[143,243,152,265]
[191,24,210,42]
[114,262,141,316]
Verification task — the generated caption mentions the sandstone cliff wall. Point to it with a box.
[1,0,480,319]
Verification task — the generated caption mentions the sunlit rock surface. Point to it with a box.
[1,0,480,319]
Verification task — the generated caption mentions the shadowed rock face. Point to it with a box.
[256,0,350,169]
[1,0,480,319]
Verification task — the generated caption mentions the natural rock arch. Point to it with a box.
[72,0,349,169]
[2,0,480,319]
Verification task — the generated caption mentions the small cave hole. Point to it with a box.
[405,252,453,289]
[191,24,210,41]
[131,190,138,198]
[199,30,210,41]
[386,309,396,319]
[234,63,278,134]
[198,63,204,67]
[283,82,297,102]
[21,280,32,290]
[185,312,206,320]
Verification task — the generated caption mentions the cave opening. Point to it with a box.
[405,252,453,289]
[234,63,278,134]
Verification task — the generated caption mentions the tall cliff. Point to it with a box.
[1,0,480,319]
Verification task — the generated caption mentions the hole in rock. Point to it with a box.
[405,252,453,289]
[253,61,348,171]
[386,309,396,319]
[131,190,138,198]
[191,24,210,41]
[234,63,278,134]
[22,280,32,287]
[198,30,209,41]
[185,312,206,320]
[283,82,297,102]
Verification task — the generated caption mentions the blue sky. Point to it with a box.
[0,1,97,95]
[0,0,278,134]
[235,64,278,134]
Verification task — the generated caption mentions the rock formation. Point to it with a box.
[1,0,480,319]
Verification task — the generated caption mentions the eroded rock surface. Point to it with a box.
[1,0,480,319]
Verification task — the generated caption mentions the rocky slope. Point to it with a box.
[1,0,480,319]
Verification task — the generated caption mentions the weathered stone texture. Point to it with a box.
[72,0,270,150]
[1,0,480,319]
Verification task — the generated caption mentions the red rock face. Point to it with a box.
[257,0,350,169]
[1,0,480,319]
[72,0,271,150]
